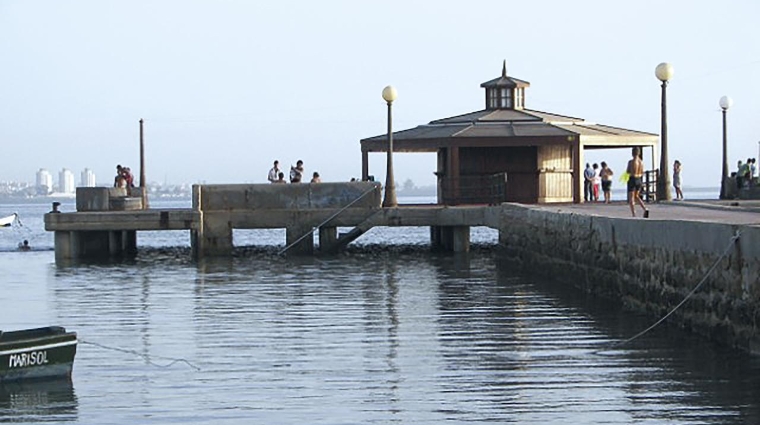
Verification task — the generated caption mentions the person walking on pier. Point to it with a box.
[583,163,594,202]
[268,160,281,183]
[627,147,648,218]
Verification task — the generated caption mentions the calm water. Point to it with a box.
[1,197,758,424]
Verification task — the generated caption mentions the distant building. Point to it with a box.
[80,168,96,187]
[59,168,75,194]
[36,168,53,195]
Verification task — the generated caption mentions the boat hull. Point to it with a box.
[0,327,77,382]
[0,214,16,227]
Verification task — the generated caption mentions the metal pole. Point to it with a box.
[657,81,672,201]
[139,118,148,209]
[382,101,397,207]
[720,109,729,199]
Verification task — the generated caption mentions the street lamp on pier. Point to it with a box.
[719,96,733,199]
[382,85,398,208]
[655,62,674,202]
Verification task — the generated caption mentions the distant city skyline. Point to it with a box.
[1,1,759,190]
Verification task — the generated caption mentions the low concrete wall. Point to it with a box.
[498,203,760,354]
[193,182,382,211]
[76,187,143,211]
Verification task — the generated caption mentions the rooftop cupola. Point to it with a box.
[480,61,530,110]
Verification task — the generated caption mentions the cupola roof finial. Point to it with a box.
[502,60,507,78]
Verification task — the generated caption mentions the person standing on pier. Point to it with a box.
[600,161,614,204]
[583,163,594,202]
[673,160,683,200]
[268,160,280,183]
[627,147,648,218]
[290,160,304,183]
[592,163,601,202]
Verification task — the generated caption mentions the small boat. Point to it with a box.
[0,326,78,382]
[0,213,17,227]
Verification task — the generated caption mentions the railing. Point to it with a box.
[439,173,508,205]
[643,170,657,202]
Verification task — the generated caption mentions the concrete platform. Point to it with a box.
[532,200,760,225]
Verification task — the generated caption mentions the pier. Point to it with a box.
[45,182,500,262]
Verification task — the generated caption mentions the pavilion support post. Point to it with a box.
[362,150,369,181]
[447,147,460,205]
[572,140,582,204]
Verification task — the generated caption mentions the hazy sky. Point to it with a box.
[1,0,759,188]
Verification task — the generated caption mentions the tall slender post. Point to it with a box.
[721,109,729,199]
[655,62,674,202]
[139,118,148,209]
[719,96,732,199]
[658,81,671,201]
[381,86,398,208]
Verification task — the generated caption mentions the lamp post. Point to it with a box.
[719,96,733,199]
[655,62,674,202]
[382,85,398,208]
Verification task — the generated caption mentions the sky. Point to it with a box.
[1,0,759,189]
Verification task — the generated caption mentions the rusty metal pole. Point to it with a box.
[139,118,148,209]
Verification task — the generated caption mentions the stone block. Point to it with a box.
[76,187,110,212]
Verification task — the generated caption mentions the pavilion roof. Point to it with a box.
[360,107,658,152]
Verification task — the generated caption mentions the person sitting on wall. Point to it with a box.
[310,172,321,183]
[124,167,135,188]
[115,174,128,189]
[18,240,31,251]
[274,172,287,184]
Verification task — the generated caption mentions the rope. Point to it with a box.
[79,339,201,371]
[594,230,741,354]
[277,185,380,255]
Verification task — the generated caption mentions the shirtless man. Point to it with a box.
[627,147,649,218]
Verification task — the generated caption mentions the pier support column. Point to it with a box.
[54,231,80,262]
[318,227,337,252]
[286,226,314,255]
[430,226,470,252]
[108,231,122,255]
[124,230,137,254]
[431,226,443,250]
[451,226,470,253]
[192,214,233,258]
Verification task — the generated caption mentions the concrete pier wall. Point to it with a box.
[498,203,760,354]
[192,182,382,256]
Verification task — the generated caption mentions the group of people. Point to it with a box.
[114,164,135,189]
[735,158,757,189]
[267,160,321,184]
[585,148,685,218]
[583,162,615,204]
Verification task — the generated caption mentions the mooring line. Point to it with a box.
[593,230,741,355]
[79,339,201,371]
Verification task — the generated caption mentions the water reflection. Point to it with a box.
[32,247,760,424]
[0,378,77,422]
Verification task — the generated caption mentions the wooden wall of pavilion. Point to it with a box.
[436,144,574,205]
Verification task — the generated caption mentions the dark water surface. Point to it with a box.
[1,199,758,424]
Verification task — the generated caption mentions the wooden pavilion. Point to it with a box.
[360,62,659,204]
